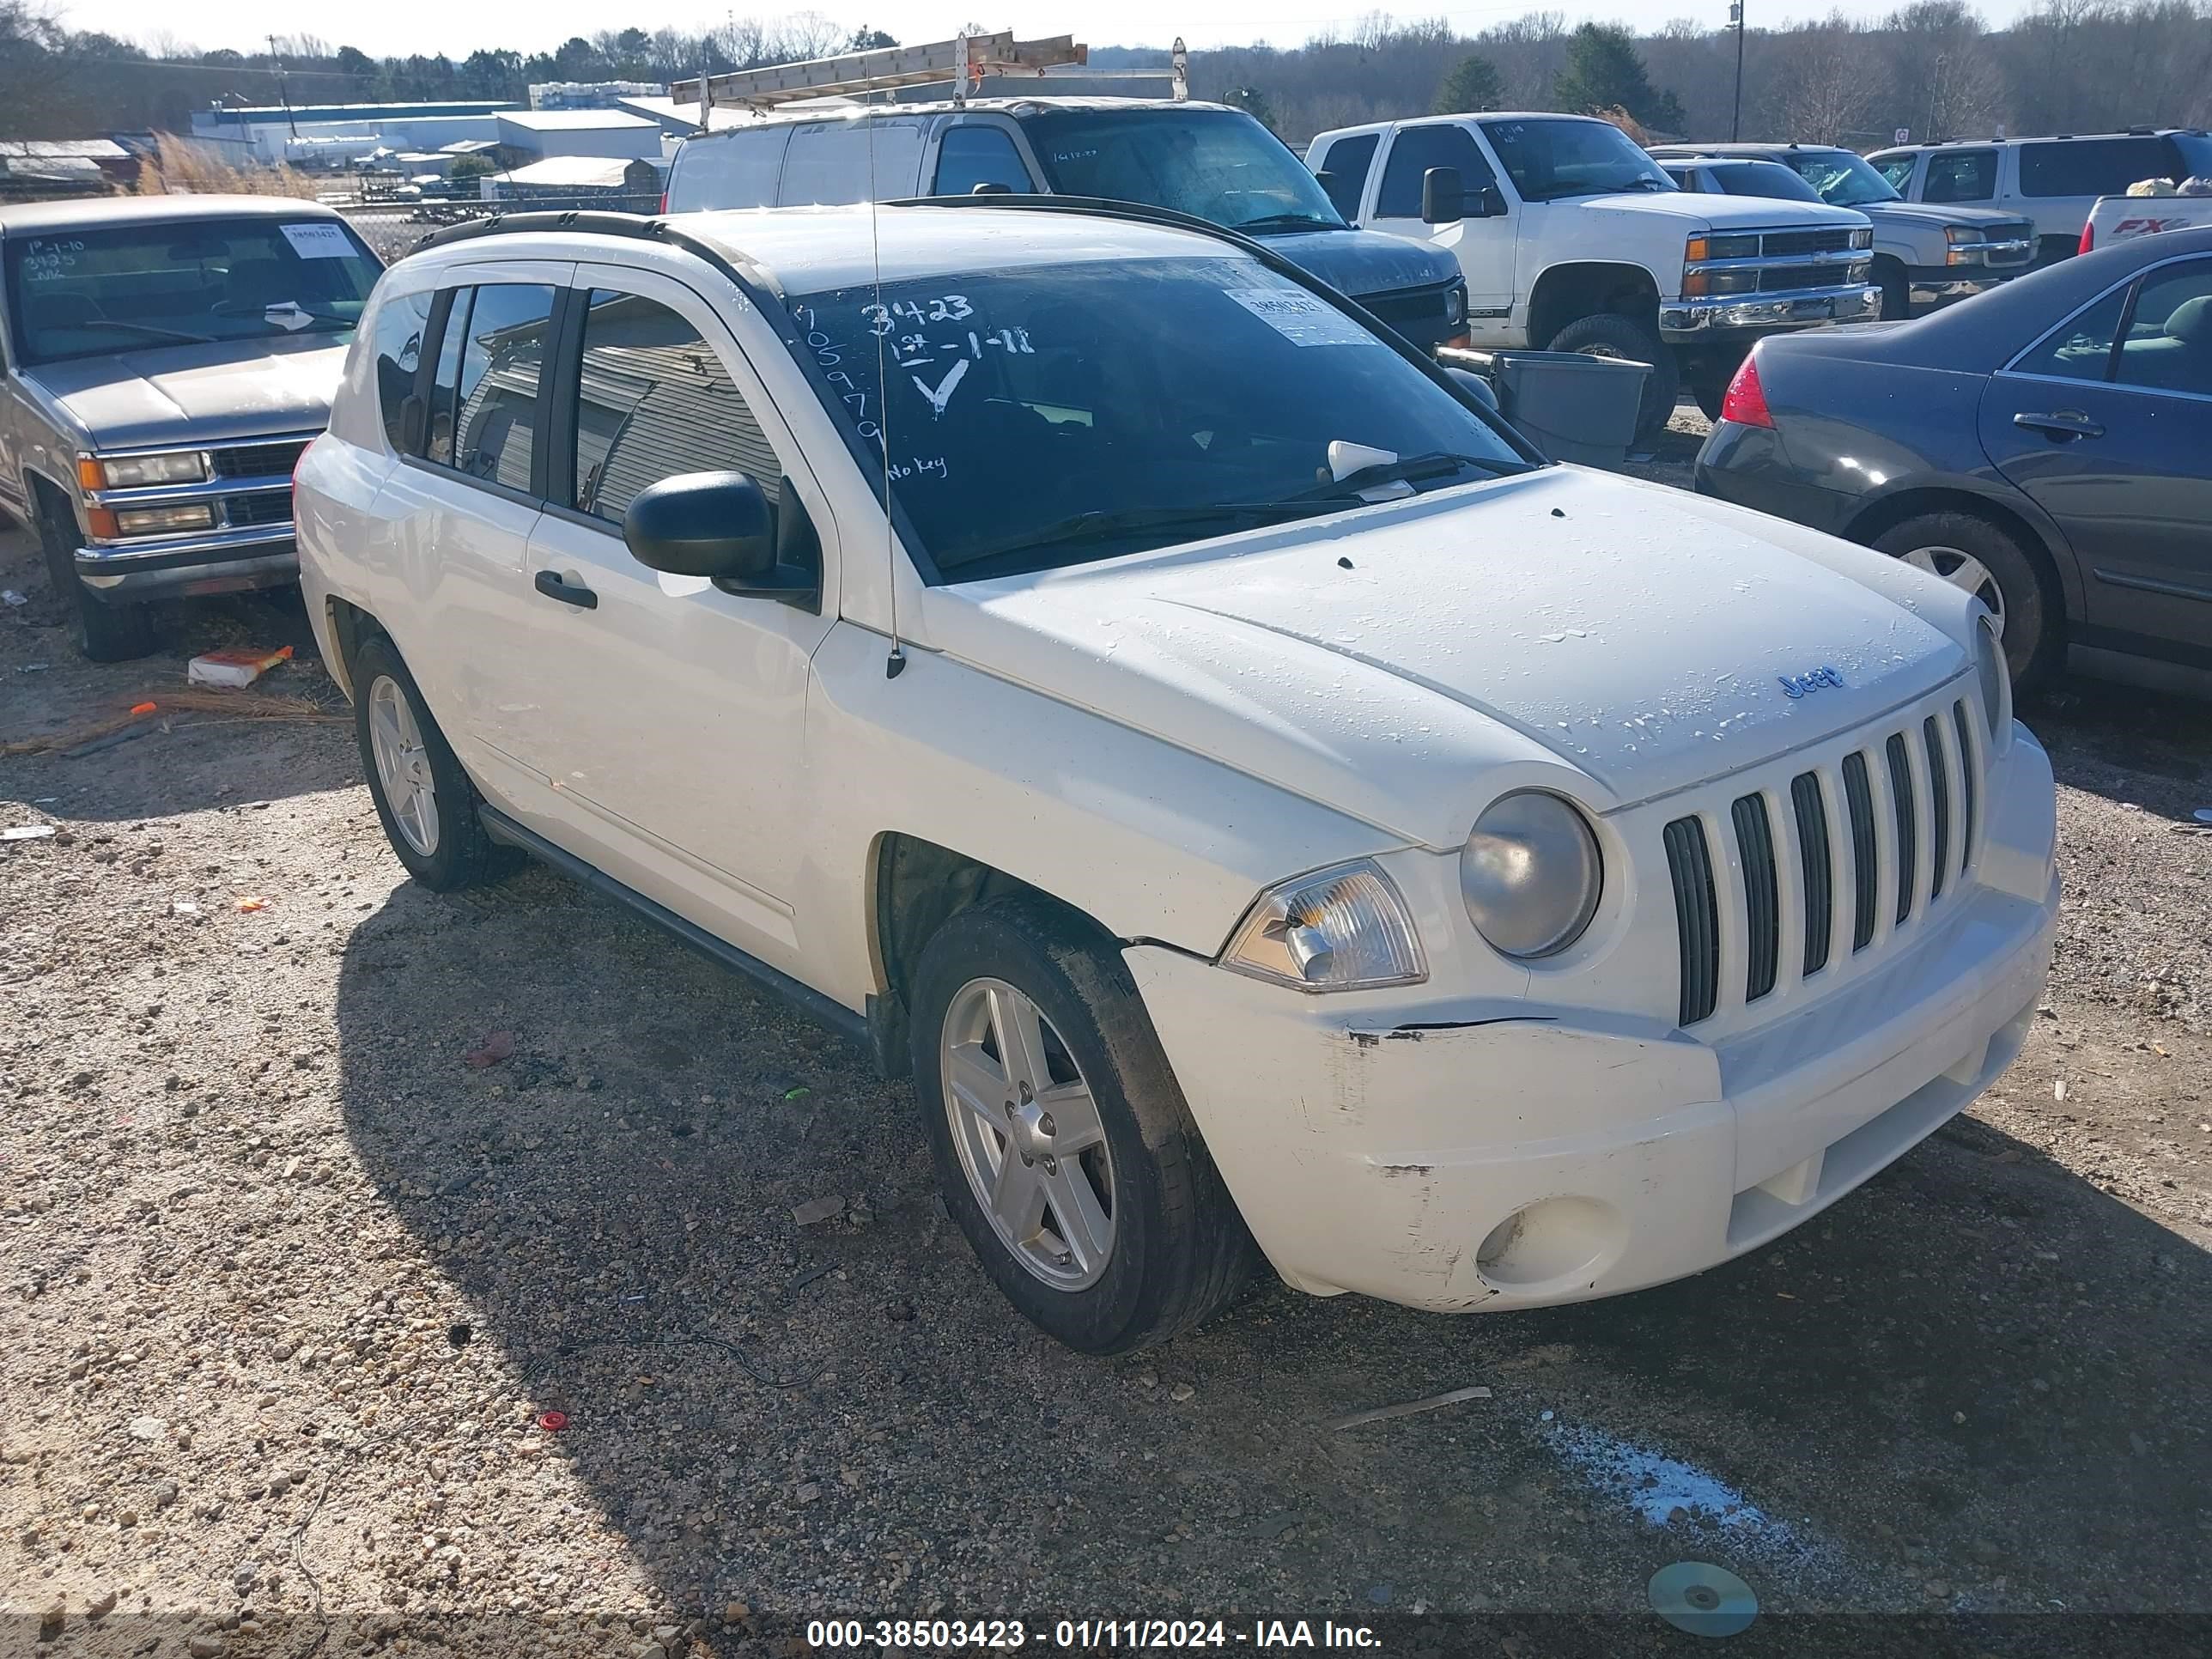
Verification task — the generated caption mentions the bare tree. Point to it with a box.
[1773,14,1875,144]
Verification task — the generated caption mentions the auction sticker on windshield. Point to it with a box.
[1223,287,1380,348]
[280,222,356,259]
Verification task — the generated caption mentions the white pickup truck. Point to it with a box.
[2078,191,2212,254]
[1307,112,1877,437]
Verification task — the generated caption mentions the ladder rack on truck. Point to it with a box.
[671,32,1188,116]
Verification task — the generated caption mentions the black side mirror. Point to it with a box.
[1474,183,1507,218]
[623,471,817,607]
[1420,165,1464,225]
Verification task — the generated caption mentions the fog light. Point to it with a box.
[115,504,213,535]
[1476,1196,1628,1291]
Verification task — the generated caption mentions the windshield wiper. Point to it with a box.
[1232,212,1343,234]
[945,501,1340,574]
[66,319,216,346]
[1287,451,1522,501]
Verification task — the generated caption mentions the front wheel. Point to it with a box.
[38,500,158,662]
[1543,313,1680,446]
[908,897,1255,1353]
[1870,511,2057,688]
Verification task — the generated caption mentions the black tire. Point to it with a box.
[35,495,159,662]
[1875,258,1911,321]
[908,896,1255,1354]
[1544,312,1680,446]
[1691,375,1729,422]
[1870,510,2058,689]
[351,635,514,890]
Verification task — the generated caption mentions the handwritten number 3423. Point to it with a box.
[864,295,974,334]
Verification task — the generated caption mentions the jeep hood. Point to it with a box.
[920,467,1971,849]
[29,336,349,449]
[1248,224,1461,300]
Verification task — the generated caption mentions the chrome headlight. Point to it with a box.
[88,450,207,489]
[1974,614,2011,750]
[1445,282,1468,325]
[1943,224,1987,245]
[1460,791,1602,960]
[1221,859,1425,993]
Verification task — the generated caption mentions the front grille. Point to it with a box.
[1362,289,1448,325]
[1665,696,1984,1028]
[1663,817,1721,1028]
[210,440,309,480]
[1759,262,1838,292]
[1761,228,1853,258]
[224,492,292,527]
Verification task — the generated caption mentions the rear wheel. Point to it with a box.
[351,635,514,890]
[1870,510,2057,688]
[36,495,159,662]
[908,896,1255,1353]
[1544,313,1679,446]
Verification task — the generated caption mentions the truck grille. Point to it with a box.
[1663,694,1985,1028]
[1760,228,1853,258]
[1759,262,1838,291]
[223,491,293,528]
[210,440,310,481]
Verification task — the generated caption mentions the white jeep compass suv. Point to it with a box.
[295,201,2059,1354]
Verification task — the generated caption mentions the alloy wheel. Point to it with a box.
[367,674,440,856]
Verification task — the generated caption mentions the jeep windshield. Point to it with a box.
[3,216,382,367]
[1018,108,1346,234]
[1479,118,1677,203]
[1783,150,1903,208]
[786,252,1531,580]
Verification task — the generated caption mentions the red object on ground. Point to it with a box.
[1718,354,1775,428]
[538,1410,568,1432]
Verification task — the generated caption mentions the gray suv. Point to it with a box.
[0,195,383,659]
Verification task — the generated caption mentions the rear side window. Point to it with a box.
[1376,125,1493,219]
[1923,149,1996,203]
[422,283,555,491]
[2011,284,2127,381]
[2113,258,2212,397]
[570,289,782,523]
[371,290,434,453]
[2017,137,2170,198]
[780,119,923,204]
[933,125,1030,196]
[1314,134,1378,220]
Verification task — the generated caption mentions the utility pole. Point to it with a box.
[268,34,298,139]
[1729,0,1745,142]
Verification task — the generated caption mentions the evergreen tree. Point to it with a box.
[1433,52,1503,114]
[1550,23,1685,131]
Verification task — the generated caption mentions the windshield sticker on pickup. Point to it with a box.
[1223,287,1379,348]
[17,239,86,282]
[279,222,356,260]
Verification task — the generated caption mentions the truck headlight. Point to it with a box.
[1445,283,1467,325]
[1943,225,1987,245]
[114,504,214,534]
[1221,860,1426,993]
[1686,233,1759,263]
[1461,792,1603,960]
[1850,227,1875,249]
[1974,615,2011,752]
[81,451,207,489]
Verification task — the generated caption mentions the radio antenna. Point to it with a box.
[866,93,905,679]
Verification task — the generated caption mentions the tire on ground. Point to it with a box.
[907,895,1257,1354]
[350,634,515,890]
[36,493,159,662]
[1544,312,1680,446]
[1870,508,2058,689]
[1875,258,1911,321]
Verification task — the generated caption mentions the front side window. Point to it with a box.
[1477,118,1674,203]
[372,290,434,454]
[933,125,1031,196]
[1018,108,1345,234]
[3,216,381,367]
[2017,137,2169,198]
[1923,149,1996,204]
[2113,258,2212,397]
[1313,133,1378,221]
[1375,125,1496,219]
[1871,153,1918,191]
[1782,151,1900,207]
[422,283,554,490]
[571,289,782,523]
[784,254,1528,580]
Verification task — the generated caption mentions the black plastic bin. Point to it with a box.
[1440,347,1652,469]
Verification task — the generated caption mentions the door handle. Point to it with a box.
[2013,410,2105,440]
[533,569,598,610]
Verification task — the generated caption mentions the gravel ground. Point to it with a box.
[4,422,2210,1657]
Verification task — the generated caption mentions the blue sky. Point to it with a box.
[61,0,2051,59]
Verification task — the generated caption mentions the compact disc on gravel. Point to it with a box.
[1647,1561,1759,1638]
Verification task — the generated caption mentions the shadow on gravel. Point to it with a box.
[328,868,2212,1628]
[2022,679,2212,823]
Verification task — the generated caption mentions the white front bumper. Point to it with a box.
[1125,730,2058,1313]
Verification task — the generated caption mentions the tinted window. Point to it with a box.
[933,125,1030,196]
[1923,149,1996,204]
[784,256,1528,579]
[372,290,434,454]
[428,283,554,491]
[1018,108,1344,232]
[2,216,381,367]
[571,289,781,522]
[1376,125,1495,219]
[2013,285,2126,381]
[1872,154,1917,191]
[2017,136,2170,198]
[1314,133,1378,220]
[1714,161,1823,202]
[1478,117,1674,203]
[780,119,924,204]
[2114,258,2212,397]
